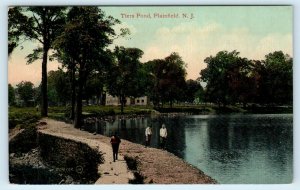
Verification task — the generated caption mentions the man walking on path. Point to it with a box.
[110,133,121,162]
[160,124,167,149]
[145,126,152,147]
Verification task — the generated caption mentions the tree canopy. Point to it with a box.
[16,81,35,107]
[200,50,293,107]
[106,46,144,113]
[8,7,67,116]
[144,52,187,107]
[54,7,120,127]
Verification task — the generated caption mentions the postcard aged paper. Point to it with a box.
[8,6,292,184]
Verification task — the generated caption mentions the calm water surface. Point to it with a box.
[84,114,293,184]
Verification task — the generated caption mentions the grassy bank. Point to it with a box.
[83,105,153,116]
[155,104,293,114]
[8,105,154,128]
[9,104,292,129]
[9,107,41,129]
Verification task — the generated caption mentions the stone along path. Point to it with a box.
[38,118,134,184]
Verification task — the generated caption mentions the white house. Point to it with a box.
[134,96,149,106]
[105,94,149,106]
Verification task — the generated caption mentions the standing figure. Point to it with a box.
[160,124,168,149]
[145,126,152,147]
[110,133,121,162]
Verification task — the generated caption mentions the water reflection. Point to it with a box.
[84,114,292,184]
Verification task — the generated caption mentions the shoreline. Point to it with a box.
[37,118,217,184]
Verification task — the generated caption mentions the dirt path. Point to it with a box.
[38,118,217,184]
[38,118,134,184]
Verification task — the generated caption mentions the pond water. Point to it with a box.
[84,113,293,184]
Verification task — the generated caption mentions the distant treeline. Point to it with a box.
[9,50,292,110]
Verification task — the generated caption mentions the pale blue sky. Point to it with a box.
[8,6,293,86]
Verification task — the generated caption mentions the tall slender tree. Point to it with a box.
[8,7,66,116]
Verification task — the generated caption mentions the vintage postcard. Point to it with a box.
[8,5,293,184]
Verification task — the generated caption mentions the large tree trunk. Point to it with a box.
[41,47,49,117]
[74,65,85,128]
[70,64,76,120]
[120,94,125,114]
[74,79,83,128]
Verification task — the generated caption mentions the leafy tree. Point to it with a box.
[200,50,293,107]
[107,46,144,113]
[144,53,187,107]
[226,57,255,106]
[84,72,105,105]
[54,7,119,128]
[144,59,165,107]
[33,85,41,107]
[47,69,71,106]
[262,51,293,104]
[8,7,66,116]
[8,7,27,55]
[8,84,16,106]
[50,50,78,119]
[195,86,205,104]
[200,50,252,107]
[185,79,203,103]
[162,53,187,107]
[16,81,35,107]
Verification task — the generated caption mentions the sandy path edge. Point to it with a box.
[38,118,133,184]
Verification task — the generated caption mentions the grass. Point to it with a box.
[9,107,41,129]
[9,104,292,129]
[8,105,154,128]
[82,105,154,116]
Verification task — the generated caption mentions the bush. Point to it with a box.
[9,124,37,153]
[9,107,41,129]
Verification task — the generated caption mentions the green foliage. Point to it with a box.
[185,79,203,103]
[154,106,211,114]
[9,6,67,117]
[25,48,43,64]
[9,84,16,106]
[200,50,293,106]
[8,7,28,55]
[9,106,68,129]
[82,105,152,116]
[54,7,120,127]
[106,46,145,113]
[200,51,254,106]
[47,70,71,106]
[9,107,40,129]
[16,81,35,107]
[84,72,104,104]
[262,51,293,104]
[144,52,187,107]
